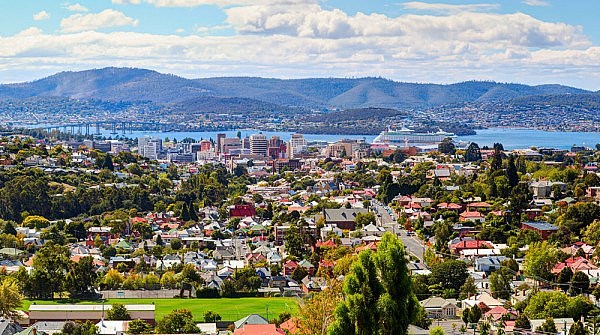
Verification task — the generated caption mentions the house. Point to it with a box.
[461,292,504,311]
[474,256,508,273]
[551,256,598,275]
[419,296,458,319]
[362,224,386,237]
[521,221,559,240]
[459,211,485,223]
[28,305,155,326]
[196,323,217,335]
[233,324,284,335]
[484,306,518,322]
[0,319,23,335]
[229,205,256,218]
[95,320,129,335]
[316,208,369,230]
[529,181,568,198]
[449,239,493,254]
[283,260,298,276]
[234,314,269,329]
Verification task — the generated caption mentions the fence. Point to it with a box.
[99,289,181,299]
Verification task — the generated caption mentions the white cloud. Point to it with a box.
[112,0,143,4]
[224,4,587,49]
[401,2,499,14]
[33,10,51,21]
[196,24,232,34]
[66,3,89,12]
[113,0,313,7]
[60,9,139,33]
[523,0,550,6]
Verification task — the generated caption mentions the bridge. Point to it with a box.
[43,121,172,135]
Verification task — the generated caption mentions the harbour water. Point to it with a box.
[89,128,600,151]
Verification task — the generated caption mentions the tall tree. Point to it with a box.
[107,303,131,320]
[31,242,71,298]
[0,277,22,319]
[506,155,519,188]
[155,309,198,334]
[465,143,482,162]
[66,256,97,297]
[523,241,558,282]
[328,233,417,335]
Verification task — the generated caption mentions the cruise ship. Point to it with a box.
[373,126,456,147]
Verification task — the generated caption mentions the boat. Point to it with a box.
[373,126,455,147]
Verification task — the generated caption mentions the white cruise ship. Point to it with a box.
[373,126,455,147]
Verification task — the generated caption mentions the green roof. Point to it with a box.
[0,247,25,256]
[115,240,132,249]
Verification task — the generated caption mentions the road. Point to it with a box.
[371,200,425,262]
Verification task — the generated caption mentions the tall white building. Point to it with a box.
[138,136,162,160]
[249,133,268,157]
[288,133,307,158]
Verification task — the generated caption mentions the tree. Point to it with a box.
[514,314,531,330]
[462,308,470,326]
[506,155,519,188]
[66,256,98,297]
[524,291,569,319]
[468,306,482,324]
[2,221,17,236]
[297,280,342,335]
[523,241,559,282]
[465,143,481,162]
[557,267,574,291]
[285,223,307,258]
[155,309,198,334]
[567,295,594,321]
[203,311,222,323]
[354,212,376,229]
[292,266,309,282]
[430,326,445,335]
[489,269,512,300]
[0,277,22,319]
[570,320,589,335]
[107,303,131,320]
[571,271,590,295]
[430,260,469,294]
[538,318,557,334]
[438,138,456,155]
[128,319,153,334]
[459,277,478,300]
[22,215,50,229]
[170,238,182,250]
[31,242,71,298]
[103,269,124,290]
[61,321,97,335]
[328,232,417,335]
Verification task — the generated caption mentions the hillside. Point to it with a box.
[0,68,591,110]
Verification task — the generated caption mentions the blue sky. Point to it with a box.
[0,0,599,90]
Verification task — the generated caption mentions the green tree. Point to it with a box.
[570,320,589,335]
[170,238,182,250]
[66,256,97,297]
[128,319,153,334]
[514,314,530,330]
[2,221,17,236]
[430,260,469,294]
[489,269,512,300]
[524,291,569,319]
[557,267,574,292]
[354,212,376,229]
[523,241,559,282]
[61,321,98,335]
[430,326,445,335]
[438,138,456,155]
[31,242,71,298]
[459,277,478,300]
[107,303,131,320]
[203,311,222,323]
[465,143,482,162]
[22,215,50,229]
[538,318,557,334]
[328,232,417,335]
[0,277,22,319]
[291,266,309,282]
[468,306,482,324]
[155,309,198,334]
[571,271,590,294]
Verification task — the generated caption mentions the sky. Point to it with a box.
[1,0,599,90]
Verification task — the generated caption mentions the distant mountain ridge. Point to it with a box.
[0,67,593,110]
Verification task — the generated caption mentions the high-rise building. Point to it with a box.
[216,133,226,155]
[249,133,268,157]
[242,136,251,149]
[138,136,162,160]
[221,137,242,154]
[288,133,307,158]
[200,140,212,152]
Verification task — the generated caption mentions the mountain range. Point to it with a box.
[0,67,597,110]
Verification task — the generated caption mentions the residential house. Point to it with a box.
[474,256,508,273]
[521,221,559,240]
[316,208,369,230]
[419,297,458,319]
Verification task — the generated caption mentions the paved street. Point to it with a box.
[371,200,425,262]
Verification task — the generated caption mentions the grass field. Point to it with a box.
[23,297,299,322]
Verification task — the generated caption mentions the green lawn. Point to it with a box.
[23,297,299,322]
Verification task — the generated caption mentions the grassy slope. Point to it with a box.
[23,297,299,322]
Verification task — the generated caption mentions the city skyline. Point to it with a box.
[1,0,599,90]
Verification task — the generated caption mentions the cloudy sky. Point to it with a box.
[1,0,599,89]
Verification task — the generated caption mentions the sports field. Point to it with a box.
[23,297,299,322]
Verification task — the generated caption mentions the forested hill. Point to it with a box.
[0,67,591,110]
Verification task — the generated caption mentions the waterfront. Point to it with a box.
[86,127,600,151]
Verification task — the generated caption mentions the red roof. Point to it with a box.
[233,324,285,335]
[469,202,492,208]
[316,240,337,248]
[450,240,492,251]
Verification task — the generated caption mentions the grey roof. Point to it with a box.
[234,314,268,329]
[522,221,559,231]
[323,208,368,222]
[0,319,23,335]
